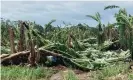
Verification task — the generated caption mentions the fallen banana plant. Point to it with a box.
[0,38,131,71]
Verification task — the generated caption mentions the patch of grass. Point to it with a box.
[1,65,57,80]
[91,62,130,80]
[64,70,79,80]
[128,73,133,80]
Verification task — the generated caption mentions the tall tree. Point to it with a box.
[118,13,133,59]
[86,12,104,47]
[104,5,133,59]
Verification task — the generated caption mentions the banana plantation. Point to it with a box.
[1,5,133,80]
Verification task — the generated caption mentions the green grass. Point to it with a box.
[91,62,130,80]
[64,70,79,80]
[1,62,132,80]
[1,65,57,80]
[63,63,133,80]
[128,73,133,80]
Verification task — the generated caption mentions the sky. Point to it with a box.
[1,1,133,27]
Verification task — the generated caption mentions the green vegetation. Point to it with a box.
[86,62,133,80]
[1,62,133,80]
[1,5,133,80]
[128,73,133,80]
[64,70,79,80]
[1,66,57,80]
[91,62,129,80]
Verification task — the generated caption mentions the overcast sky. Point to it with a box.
[1,1,133,27]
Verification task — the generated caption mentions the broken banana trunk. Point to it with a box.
[0,49,61,66]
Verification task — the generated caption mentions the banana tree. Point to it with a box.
[1,19,11,46]
[86,12,104,47]
[8,26,16,54]
[104,23,118,41]
[104,5,128,49]
[104,5,133,59]
[117,14,133,59]
[44,19,56,34]
[23,21,46,66]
